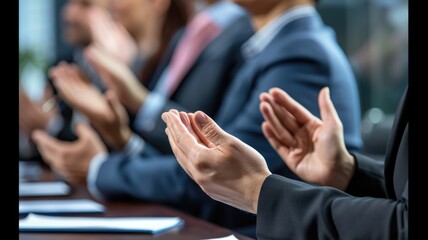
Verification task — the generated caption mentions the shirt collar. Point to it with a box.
[241,4,316,59]
[201,1,247,29]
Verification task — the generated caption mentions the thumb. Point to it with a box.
[319,87,342,127]
[191,111,228,147]
[74,123,97,140]
[32,130,59,146]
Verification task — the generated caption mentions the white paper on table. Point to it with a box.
[203,235,239,240]
[19,199,105,215]
[19,213,185,234]
[19,182,70,197]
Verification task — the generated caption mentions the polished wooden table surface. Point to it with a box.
[19,164,253,240]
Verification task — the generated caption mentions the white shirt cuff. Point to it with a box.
[123,133,145,157]
[87,152,108,201]
[134,92,167,133]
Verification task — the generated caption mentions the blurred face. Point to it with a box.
[62,0,93,46]
[231,0,283,15]
[108,0,151,38]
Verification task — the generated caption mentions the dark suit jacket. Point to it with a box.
[131,14,255,154]
[95,11,363,236]
[256,89,408,240]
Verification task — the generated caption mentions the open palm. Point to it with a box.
[84,46,148,113]
[260,87,355,190]
[50,63,113,123]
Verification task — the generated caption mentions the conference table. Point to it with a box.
[19,163,253,240]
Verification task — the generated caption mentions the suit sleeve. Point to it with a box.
[346,152,387,197]
[256,174,408,240]
[95,152,209,205]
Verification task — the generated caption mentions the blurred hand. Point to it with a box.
[19,84,59,136]
[85,46,148,113]
[259,87,355,191]
[50,62,113,124]
[88,7,138,66]
[162,110,271,214]
[50,63,132,150]
[96,91,133,150]
[32,124,107,185]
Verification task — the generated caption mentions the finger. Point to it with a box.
[269,88,318,125]
[31,130,64,165]
[260,92,299,134]
[162,112,199,154]
[164,127,195,180]
[68,64,89,84]
[318,87,342,127]
[74,123,98,142]
[261,122,296,169]
[43,84,54,101]
[179,112,202,144]
[260,102,296,147]
[105,90,123,121]
[189,111,228,147]
[84,47,115,89]
[188,112,212,148]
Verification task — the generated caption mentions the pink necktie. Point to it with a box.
[165,12,222,97]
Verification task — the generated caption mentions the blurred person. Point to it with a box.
[48,0,196,152]
[162,86,408,239]
[19,0,108,162]
[45,0,253,154]
[32,0,362,237]
[350,0,408,114]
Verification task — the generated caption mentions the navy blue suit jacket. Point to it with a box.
[95,11,362,235]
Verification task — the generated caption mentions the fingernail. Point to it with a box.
[194,111,207,127]
[161,113,169,122]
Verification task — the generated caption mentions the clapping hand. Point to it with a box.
[260,87,355,190]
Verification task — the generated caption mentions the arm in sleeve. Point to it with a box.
[132,91,192,154]
[346,151,387,197]
[256,174,408,240]
[93,152,209,205]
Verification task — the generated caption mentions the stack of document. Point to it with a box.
[19,182,71,197]
[19,199,105,215]
[19,214,185,234]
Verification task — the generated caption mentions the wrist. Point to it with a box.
[114,127,133,150]
[127,89,147,114]
[335,151,356,191]
[245,171,271,214]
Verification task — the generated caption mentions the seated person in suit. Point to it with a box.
[39,0,252,159]
[32,0,362,237]
[48,0,194,150]
[19,0,110,162]
[162,86,408,239]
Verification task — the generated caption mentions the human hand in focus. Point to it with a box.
[32,123,107,185]
[19,84,59,136]
[162,110,271,214]
[260,87,355,191]
[88,7,139,66]
[85,46,148,113]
